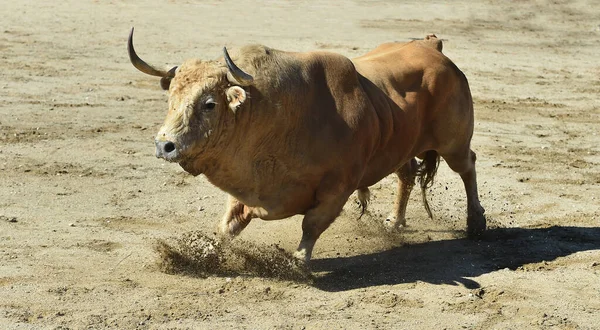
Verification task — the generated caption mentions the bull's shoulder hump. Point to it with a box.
[234,44,280,66]
[238,44,276,57]
[296,51,356,72]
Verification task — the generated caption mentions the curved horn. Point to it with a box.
[128,27,175,78]
[223,47,254,86]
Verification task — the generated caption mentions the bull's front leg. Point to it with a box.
[294,186,354,262]
[218,195,255,237]
[386,159,418,229]
[356,187,371,216]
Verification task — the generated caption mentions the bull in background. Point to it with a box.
[127,28,485,262]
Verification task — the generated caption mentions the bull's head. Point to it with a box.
[127,28,253,170]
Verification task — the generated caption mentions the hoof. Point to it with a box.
[218,217,248,238]
[384,217,406,232]
[466,211,486,238]
[216,226,236,241]
[293,249,310,263]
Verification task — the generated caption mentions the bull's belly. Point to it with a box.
[231,181,315,221]
[358,154,412,188]
[357,166,397,188]
[357,129,428,188]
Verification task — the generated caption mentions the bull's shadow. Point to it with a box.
[311,226,600,292]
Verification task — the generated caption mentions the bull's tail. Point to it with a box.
[416,150,440,219]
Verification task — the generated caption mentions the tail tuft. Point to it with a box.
[416,150,440,219]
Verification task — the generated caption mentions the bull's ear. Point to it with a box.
[159,66,178,91]
[226,86,247,113]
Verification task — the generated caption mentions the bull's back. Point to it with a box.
[353,40,448,91]
[355,36,442,62]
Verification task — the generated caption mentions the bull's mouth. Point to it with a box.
[178,158,202,176]
[158,152,182,163]
[155,143,202,176]
[155,139,205,175]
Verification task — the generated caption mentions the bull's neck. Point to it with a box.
[201,150,256,202]
[189,131,256,197]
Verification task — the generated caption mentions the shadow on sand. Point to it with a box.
[311,226,600,292]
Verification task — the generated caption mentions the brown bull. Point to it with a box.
[128,29,485,261]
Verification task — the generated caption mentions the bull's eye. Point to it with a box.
[205,101,216,110]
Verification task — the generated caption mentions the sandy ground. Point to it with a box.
[1,0,600,329]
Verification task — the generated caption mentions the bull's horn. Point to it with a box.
[128,27,175,78]
[223,47,254,86]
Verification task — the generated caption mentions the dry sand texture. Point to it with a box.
[1,0,599,329]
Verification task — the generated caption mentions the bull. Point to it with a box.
[127,28,485,262]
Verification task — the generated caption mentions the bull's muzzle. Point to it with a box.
[155,140,179,161]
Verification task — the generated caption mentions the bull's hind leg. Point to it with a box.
[385,158,418,229]
[442,149,486,237]
[218,195,255,237]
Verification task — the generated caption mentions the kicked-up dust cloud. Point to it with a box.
[155,231,312,282]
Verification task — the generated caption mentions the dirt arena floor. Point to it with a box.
[1,0,599,329]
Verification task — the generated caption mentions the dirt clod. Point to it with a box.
[2,216,18,223]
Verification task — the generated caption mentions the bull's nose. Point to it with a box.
[162,141,175,153]
[155,140,179,161]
